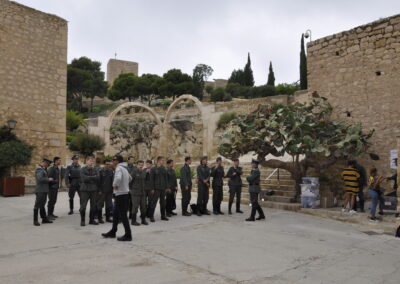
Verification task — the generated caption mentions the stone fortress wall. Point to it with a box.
[307,14,400,176]
[107,59,139,84]
[0,0,68,184]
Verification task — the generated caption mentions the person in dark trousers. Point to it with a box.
[80,156,100,226]
[65,155,81,215]
[246,160,265,221]
[226,158,243,214]
[149,156,169,222]
[47,156,62,220]
[130,160,148,226]
[166,159,178,217]
[180,156,192,216]
[127,156,136,219]
[144,160,153,218]
[353,161,367,212]
[211,157,225,215]
[102,155,132,241]
[196,156,211,216]
[368,167,386,222]
[33,158,54,226]
[97,160,114,223]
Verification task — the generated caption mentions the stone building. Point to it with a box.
[307,14,400,175]
[0,0,68,185]
[107,59,139,84]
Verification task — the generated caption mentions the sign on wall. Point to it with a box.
[390,149,398,169]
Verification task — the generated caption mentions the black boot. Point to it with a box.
[42,217,53,224]
[98,209,104,224]
[228,202,233,214]
[246,207,256,221]
[256,207,265,220]
[89,211,99,225]
[141,217,149,225]
[102,230,116,238]
[131,214,140,226]
[68,199,74,215]
[80,211,86,226]
[236,202,243,213]
[117,235,132,242]
[33,209,40,226]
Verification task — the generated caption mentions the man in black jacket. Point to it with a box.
[148,156,169,222]
[166,159,178,217]
[97,160,114,223]
[65,155,81,215]
[33,158,54,226]
[197,156,210,216]
[144,160,153,218]
[180,156,192,216]
[211,157,225,215]
[130,160,149,226]
[47,157,62,220]
[226,158,243,214]
[80,156,100,226]
[246,160,265,221]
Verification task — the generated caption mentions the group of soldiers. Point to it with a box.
[33,154,266,240]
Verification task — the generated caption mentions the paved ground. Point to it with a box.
[1,192,399,284]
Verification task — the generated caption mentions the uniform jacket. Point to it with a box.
[210,165,225,187]
[150,166,168,191]
[226,166,243,187]
[113,162,132,196]
[47,165,61,190]
[167,167,178,190]
[130,167,146,196]
[180,164,192,188]
[247,168,261,193]
[197,164,210,189]
[99,167,114,193]
[65,164,81,186]
[80,166,99,192]
[127,164,136,176]
[35,165,50,193]
[144,167,153,191]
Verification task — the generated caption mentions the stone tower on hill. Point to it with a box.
[107,59,139,85]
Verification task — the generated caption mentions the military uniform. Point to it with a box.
[246,167,265,221]
[144,167,153,217]
[180,164,192,215]
[33,165,52,225]
[130,167,148,225]
[47,164,62,218]
[79,166,100,225]
[197,164,210,215]
[97,167,114,222]
[127,163,136,218]
[65,163,81,214]
[148,166,168,220]
[226,166,243,213]
[166,167,177,216]
[210,165,225,214]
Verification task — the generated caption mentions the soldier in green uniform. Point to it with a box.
[97,160,114,223]
[80,156,100,226]
[148,156,169,222]
[180,156,192,216]
[33,158,53,226]
[196,156,211,216]
[246,160,265,221]
[211,157,225,215]
[226,158,243,214]
[130,160,149,226]
[65,155,81,215]
[166,159,178,217]
[144,160,153,218]
[127,156,136,219]
[47,156,62,220]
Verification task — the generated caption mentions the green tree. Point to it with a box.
[218,93,374,198]
[243,53,255,86]
[192,64,213,100]
[276,82,300,95]
[267,61,275,86]
[205,85,214,94]
[108,73,139,102]
[68,133,105,159]
[210,87,225,102]
[228,69,245,85]
[66,110,86,132]
[249,85,276,98]
[67,57,108,112]
[162,69,193,100]
[300,34,308,90]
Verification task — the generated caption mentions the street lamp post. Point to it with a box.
[304,29,312,42]
[7,119,17,133]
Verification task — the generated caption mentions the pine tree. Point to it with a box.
[243,52,255,86]
[300,34,308,90]
[267,61,275,86]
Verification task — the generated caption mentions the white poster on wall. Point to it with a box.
[390,149,398,169]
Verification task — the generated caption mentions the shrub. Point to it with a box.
[276,82,300,96]
[210,87,225,102]
[217,112,236,129]
[68,133,105,158]
[66,110,86,131]
[205,85,214,94]
[223,92,232,102]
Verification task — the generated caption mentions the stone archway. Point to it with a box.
[104,102,162,154]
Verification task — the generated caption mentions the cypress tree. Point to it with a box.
[267,61,275,86]
[243,52,255,86]
[300,34,308,90]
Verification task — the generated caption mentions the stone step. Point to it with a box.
[260,201,301,212]
[262,195,297,203]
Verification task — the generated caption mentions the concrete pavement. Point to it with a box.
[0,192,399,284]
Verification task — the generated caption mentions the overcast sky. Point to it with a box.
[16,0,400,85]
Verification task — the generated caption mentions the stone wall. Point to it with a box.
[0,0,68,185]
[307,14,400,176]
[107,59,138,84]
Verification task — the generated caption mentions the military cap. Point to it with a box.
[72,155,79,160]
[42,158,52,164]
